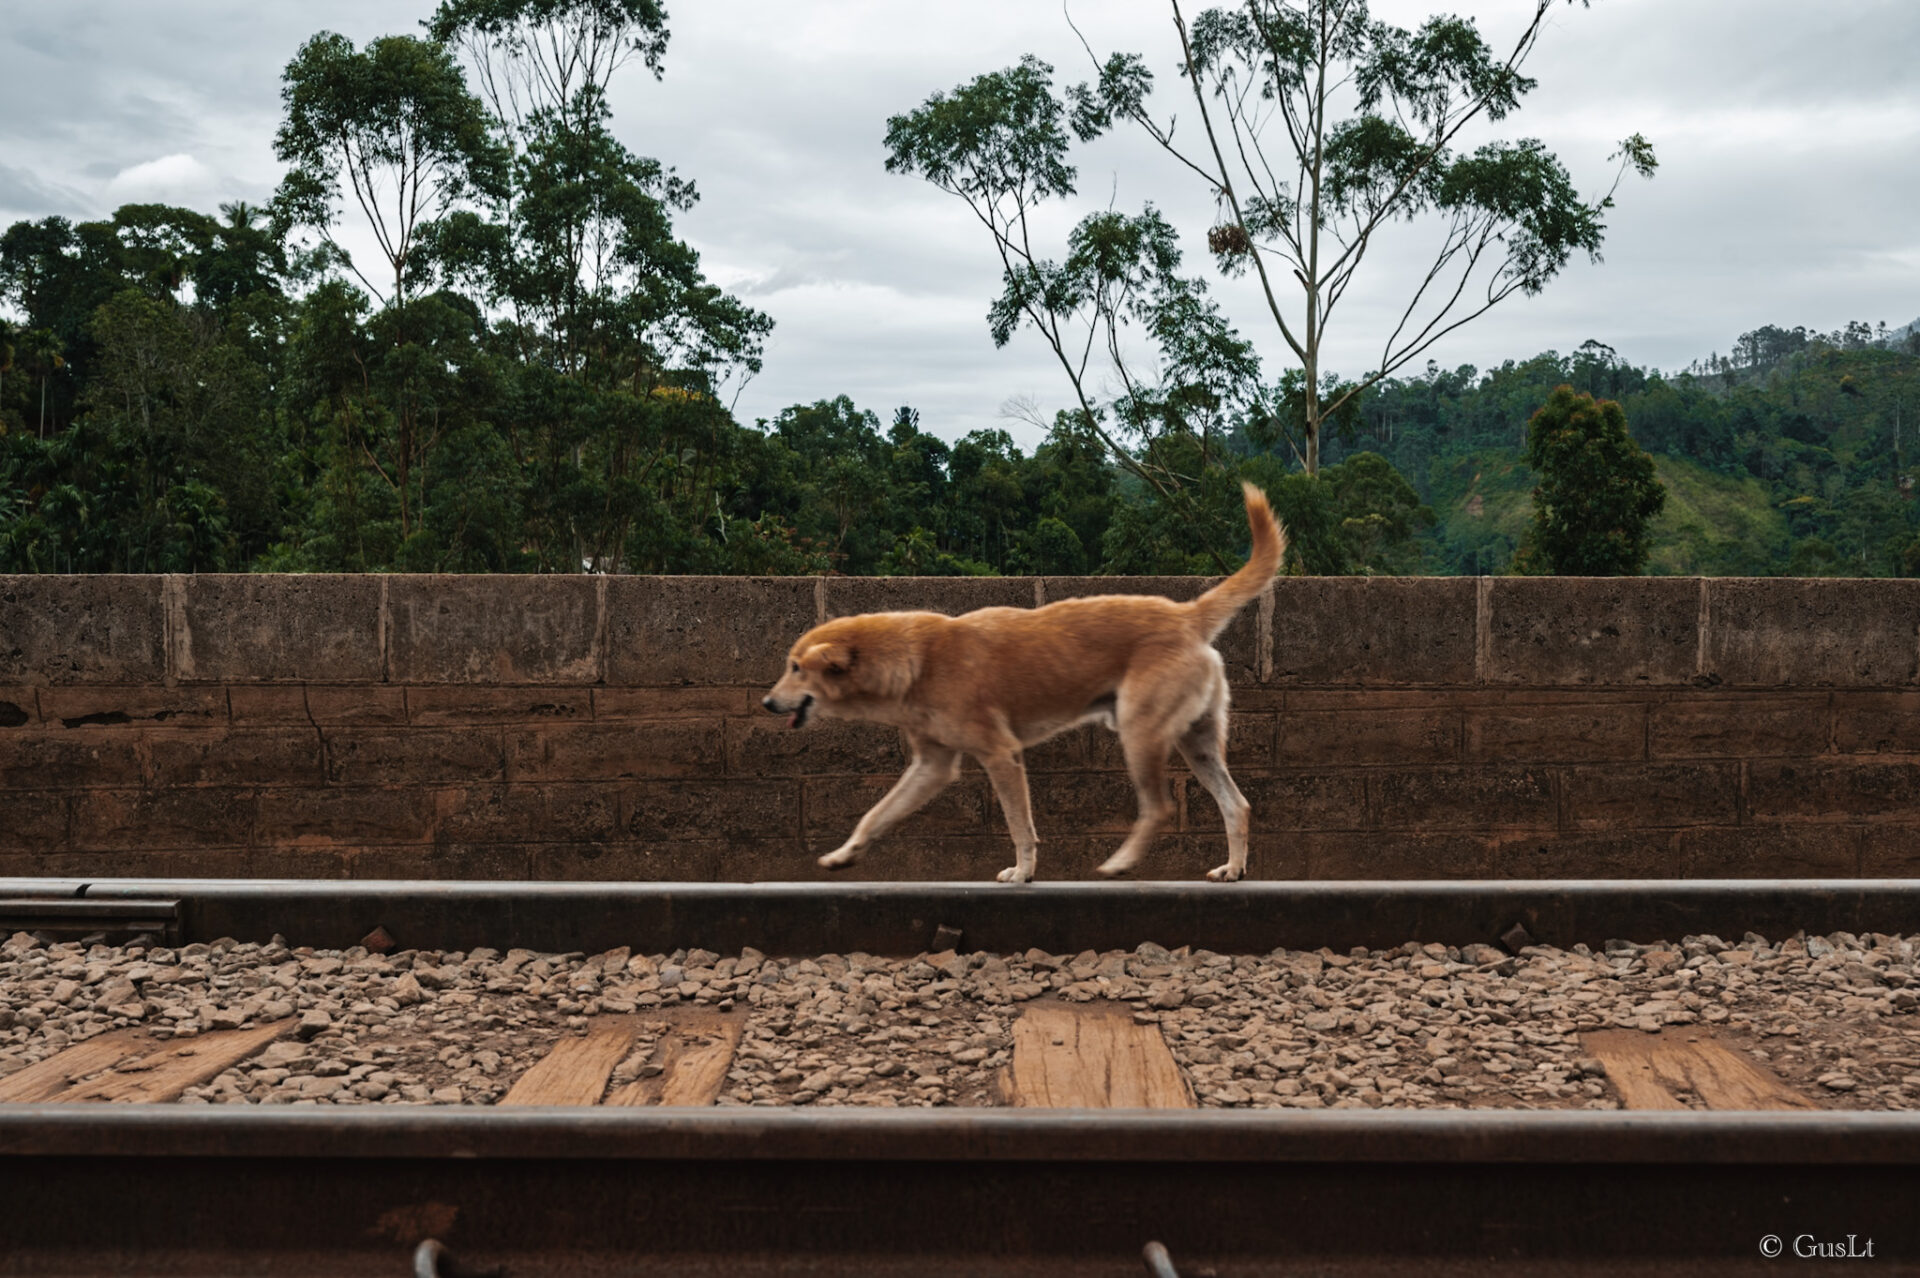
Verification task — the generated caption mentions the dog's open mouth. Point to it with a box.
[789,696,813,729]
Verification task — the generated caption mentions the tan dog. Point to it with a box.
[762,482,1285,883]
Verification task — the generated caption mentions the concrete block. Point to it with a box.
[1303,831,1492,879]
[1465,700,1646,763]
[824,576,1037,619]
[505,721,724,782]
[1485,577,1698,686]
[1369,765,1555,830]
[1560,762,1739,830]
[258,787,438,846]
[388,575,600,684]
[1747,758,1920,821]
[147,728,325,788]
[1706,578,1920,687]
[621,779,801,843]
[1831,692,1920,754]
[69,788,256,850]
[324,728,504,785]
[37,686,226,729]
[607,576,816,687]
[0,576,164,684]
[1492,831,1683,879]
[1281,705,1461,766]
[1270,577,1476,686]
[178,575,382,682]
[0,728,145,789]
[1681,825,1862,878]
[1238,771,1369,832]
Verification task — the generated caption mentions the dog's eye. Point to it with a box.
[790,662,799,673]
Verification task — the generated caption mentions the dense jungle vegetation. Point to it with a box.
[1,1,1916,578]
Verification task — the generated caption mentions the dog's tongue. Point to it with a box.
[789,710,802,729]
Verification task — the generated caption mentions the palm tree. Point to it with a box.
[15,328,64,438]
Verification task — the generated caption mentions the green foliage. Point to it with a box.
[274,32,510,305]
[885,58,1254,495]
[1071,0,1653,472]
[1518,386,1666,575]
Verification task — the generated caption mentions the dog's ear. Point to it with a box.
[798,642,853,676]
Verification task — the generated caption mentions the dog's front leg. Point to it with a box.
[818,742,960,870]
[979,749,1039,884]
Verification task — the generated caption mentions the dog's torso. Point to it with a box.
[820,595,1204,751]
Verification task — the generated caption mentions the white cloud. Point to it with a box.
[103,153,223,207]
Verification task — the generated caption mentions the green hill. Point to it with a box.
[1424,449,1790,576]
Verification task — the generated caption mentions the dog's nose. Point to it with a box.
[761,696,776,712]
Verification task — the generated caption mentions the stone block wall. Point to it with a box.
[2,574,1918,881]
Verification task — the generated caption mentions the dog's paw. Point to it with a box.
[817,847,861,871]
[1094,856,1136,879]
[995,866,1033,884]
[1205,863,1244,883]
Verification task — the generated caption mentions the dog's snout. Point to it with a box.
[761,695,778,712]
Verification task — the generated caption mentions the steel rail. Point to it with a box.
[2,1105,1920,1163]
[2,877,1918,956]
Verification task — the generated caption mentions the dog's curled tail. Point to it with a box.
[1189,482,1287,641]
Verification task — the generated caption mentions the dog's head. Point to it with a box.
[764,618,917,728]
[762,635,857,729]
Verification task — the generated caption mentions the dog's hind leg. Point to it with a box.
[818,740,960,871]
[1097,655,1213,879]
[979,746,1040,884]
[1177,690,1250,883]
[1094,730,1177,878]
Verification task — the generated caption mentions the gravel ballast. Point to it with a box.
[2,927,1917,1110]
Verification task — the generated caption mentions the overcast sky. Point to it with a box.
[4,1,1918,448]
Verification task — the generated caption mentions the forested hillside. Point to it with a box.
[1331,333,1920,577]
[0,2,1914,578]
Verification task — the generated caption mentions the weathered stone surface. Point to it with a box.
[178,576,382,683]
[1679,826,1861,878]
[1649,694,1829,759]
[1465,701,1645,763]
[1705,578,1920,687]
[1485,577,1699,686]
[1747,759,1920,821]
[607,577,816,687]
[0,577,165,685]
[388,576,601,684]
[621,779,802,844]
[1282,705,1460,766]
[1561,763,1740,830]
[37,686,227,729]
[0,790,66,852]
[1493,831,1683,879]
[1831,691,1920,754]
[257,787,439,846]
[68,788,258,850]
[1301,831,1491,879]
[506,721,724,782]
[1270,577,1476,687]
[0,728,146,789]
[825,577,1037,620]
[1236,772,1369,832]
[1370,765,1556,831]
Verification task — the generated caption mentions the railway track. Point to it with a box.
[3,878,1919,1276]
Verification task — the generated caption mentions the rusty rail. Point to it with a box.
[3,876,1918,956]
